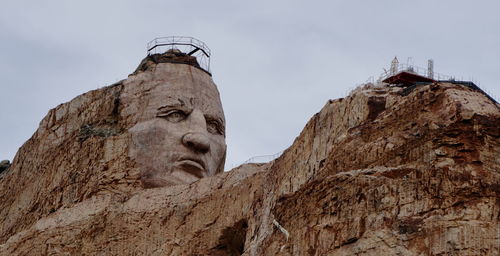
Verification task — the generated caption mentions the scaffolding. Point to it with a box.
[242,150,284,165]
[146,36,211,74]
[379,61,451,85]
[428,59,434,79]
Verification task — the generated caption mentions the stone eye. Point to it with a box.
[161,110,187,122]
[206,120,223,135]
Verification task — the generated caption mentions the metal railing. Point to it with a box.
[242,150,284,165]
[146,36,211,74]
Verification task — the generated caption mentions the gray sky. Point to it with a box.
[1,0,499,170]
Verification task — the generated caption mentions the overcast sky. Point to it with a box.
[1,0,499,170]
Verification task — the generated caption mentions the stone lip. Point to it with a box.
[1,80,499,255]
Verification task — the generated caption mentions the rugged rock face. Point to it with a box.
[0,60,499,255]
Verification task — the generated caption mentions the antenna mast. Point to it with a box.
[390,57,399,75]
[427,59,434,79]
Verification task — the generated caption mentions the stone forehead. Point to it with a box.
[151,82,224,115]
[150,64,222,105]
[121,64,224,125]
[154,81,221,102]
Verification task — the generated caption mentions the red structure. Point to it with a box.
[381,57,437,86]
[382,71,435,86]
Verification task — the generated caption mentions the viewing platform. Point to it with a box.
[146,36,212,75]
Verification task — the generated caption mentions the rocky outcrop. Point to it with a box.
[134,49,204,75]
[253,83,499,255]
[0,61,498,255]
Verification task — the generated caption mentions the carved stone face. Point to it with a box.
[127,65,226,188]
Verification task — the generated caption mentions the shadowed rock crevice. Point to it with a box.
[210,219,248,256]
[78,123,122,142]
[366,96,386,120]
[0,160,10,174]
[78,83,125,142]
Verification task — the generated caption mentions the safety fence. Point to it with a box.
[146,36,211,74]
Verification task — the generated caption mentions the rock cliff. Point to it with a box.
[0,60,499,255]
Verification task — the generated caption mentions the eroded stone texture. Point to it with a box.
[255,83,500,256]
[1,63,499,255]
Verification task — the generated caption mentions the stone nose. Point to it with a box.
[182,132,210,153]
